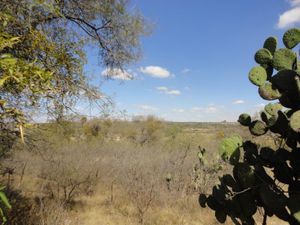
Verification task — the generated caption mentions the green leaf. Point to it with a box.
[0,191,11,209]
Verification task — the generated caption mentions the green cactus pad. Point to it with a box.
[258,82,281,100]
[255,48,273,65]
[249,120,268,136]
[290,110,300,132]
[233,163,255,189]
[264,103,282,116]
[261,111,277,127]
[263,37,277,55]
[218,135,242,163]
[273,48,297,71]
[248,66,267,86]
[238,113,251,126]
[283,28,300,49]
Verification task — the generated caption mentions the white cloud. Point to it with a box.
[101,68,133,80]
[277,1,300,28]
[172,108,185,113]
[206,106,217,113]
[233,100,245,104]
[156,86,168,91]
[290,0,300,6]
[191,106,217,113]
[140,66,171,78]
[137,105,158,111]
[156,86,181,95]
[181,68,190,74]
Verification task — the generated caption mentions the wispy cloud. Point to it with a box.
[191,106,218,113]
[181,68,191,74]
[101,68,133,80]
[137,105,158,111]
[156,86,181,95]
[172,108,185,113]
[140,66,171,78]
[277,0,300,28]
[233,100,245,104]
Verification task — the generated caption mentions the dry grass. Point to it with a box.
[0,119,284,225]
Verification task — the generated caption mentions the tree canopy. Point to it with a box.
[0,0,148,147]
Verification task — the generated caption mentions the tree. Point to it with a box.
[0,1,148,222]
[200,28,300,225]
[0,0,148,146]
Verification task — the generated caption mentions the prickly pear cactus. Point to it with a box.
[200,28,300,225]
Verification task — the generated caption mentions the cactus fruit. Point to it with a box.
[272,48,297,71]
[263,36,277,55]
[264,103,282,116]
[283,28,300,49]
[248,66,267,86]
[218,135,242,163]
[290,110,300,132]
[255,48,273,64]
[258,82,281,100]
[238,113,251,126]
[249,120,268,136]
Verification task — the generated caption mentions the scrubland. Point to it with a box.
[0,117,281,225]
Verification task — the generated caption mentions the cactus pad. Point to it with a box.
[263,36,277,55]
[290,110,300,132]
[233,163,255,189]
[238,113,251,126]
[283,28,300,49]
[255,48,273,65]
[248,66,267,86]
[258,82,281,100]
[273,48,297,71]
[218,135,242,162]
[249,120,268,136]
[264,103,282,116]
[271,70,298,92]
[261,111,277,127]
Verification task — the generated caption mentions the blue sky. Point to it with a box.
[83,0,300,122]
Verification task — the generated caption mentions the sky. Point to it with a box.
[82,0,300,122]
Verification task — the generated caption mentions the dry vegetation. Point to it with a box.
[0,116,281,225]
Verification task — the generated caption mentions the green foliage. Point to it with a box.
[201,28,300,225]
[0,187,11,224]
